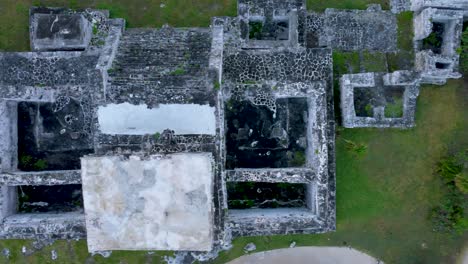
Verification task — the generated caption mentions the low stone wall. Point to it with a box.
[0,212,85,239]
[226,168,315,183]
[0,170,81,186]
[340,71,420,128]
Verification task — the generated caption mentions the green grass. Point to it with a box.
[384,98,404,118]
[307,0,389,12]
[361,51,388,72]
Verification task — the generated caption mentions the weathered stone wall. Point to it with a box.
[223,49,332,83]
[0,170,81,186]
[226,168,315,183]
[227,208,332,236]
[0,212,85,239]
[340,71,420,128]
[319,6,398,52]
[0,101,18,172]
[414,8,464,84]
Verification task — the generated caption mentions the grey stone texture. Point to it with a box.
[317,7,398,52]
[414,8,465,84]
[0,7,125,240]
[0,171,81,186]
[0,0,351,254]
[30,12,92,51]
[340,71,420,128]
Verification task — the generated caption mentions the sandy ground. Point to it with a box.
[227,246,383,264]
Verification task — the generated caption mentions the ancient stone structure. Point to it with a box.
[414,8,465,84]
[0,0,465,261]
[340,71,420,128]
[391,0,467,85]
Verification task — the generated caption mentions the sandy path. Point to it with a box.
[227,246,382,264]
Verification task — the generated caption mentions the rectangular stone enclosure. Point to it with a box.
[81,153,214,251]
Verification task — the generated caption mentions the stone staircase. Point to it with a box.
[107,28,215,105]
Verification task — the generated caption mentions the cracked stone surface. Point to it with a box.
[81,153,214,251]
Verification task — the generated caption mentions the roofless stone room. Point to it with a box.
[0,0,467,263]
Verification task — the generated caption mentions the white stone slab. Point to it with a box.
[81,153,213,251]
[97,103,216,135]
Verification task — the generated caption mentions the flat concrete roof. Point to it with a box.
[97,103,217,135]
[81,153,214,251]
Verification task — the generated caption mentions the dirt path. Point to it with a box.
[227,246,383,264]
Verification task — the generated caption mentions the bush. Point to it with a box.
[343,139,367,155]
[459,25,468,74]
[430,151,468,234]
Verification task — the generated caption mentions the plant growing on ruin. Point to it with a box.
[364,104,373,117]
[384,98,403,118]
[459,25,468,74]
[33,159,48,170]
[249,21,263,40]
[214,81,221,90]
[343,139,367,155]
[170,68,186,75]
[153,132,161,141]
[20,155,33,167]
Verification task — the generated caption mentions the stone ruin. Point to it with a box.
[0,0,466,261]
[340,71,420,128]
[391,0,468,85]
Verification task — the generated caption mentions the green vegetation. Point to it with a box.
[332,52,360,75]
[430,151,468,234]
[33,159,48,170]
[387,11,415,72]
[215,79,467,264]
[343,139,368,155]
[92,25,98,35]
[396,12,413,51]
[169,67,185,75]
[214,81,221,90]
[19,155,48,170]
[306,0,389,12]
[153,132,161,141]
[361,51,388,72]
[459,24,468,74]
[291,151,306,166]
[384,98,404,118]
[249,21,263,39]
[242,80,258,85]
[364,104,373,117]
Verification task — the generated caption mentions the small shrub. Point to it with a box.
[19,155,33,167]
[343,139,367,155]
[214,81,221,90]
[153,132,161,141]
[170,68,185,75]
[364,104,373,117]
[33,159,48,170]
[249,21,263,39]
[430,151,468,233]
[384,98,404,118]
[459,25,468,74]
[454,171,468,194]
[92,25,98,35]
[291,151,306,166]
